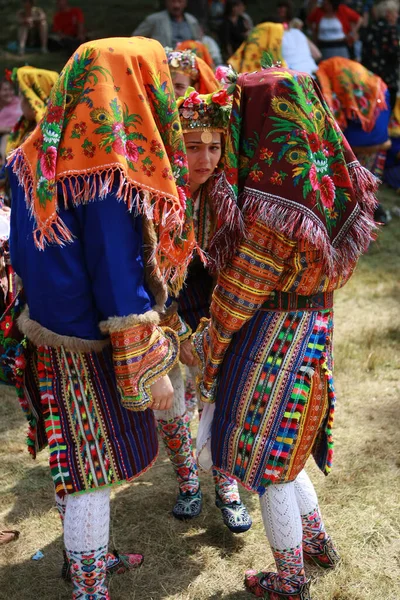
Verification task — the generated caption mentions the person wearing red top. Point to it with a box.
[308,0,362,59]
[49,0,85,52]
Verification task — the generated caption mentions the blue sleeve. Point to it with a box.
[8,167,154,340]
[74,194,154,321]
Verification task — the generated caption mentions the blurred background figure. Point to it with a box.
[5,66,58,156]
[228,21,285,72]
[0,76,22,167]
[383,95,400,194]
[219,0,253,60]
[133,0,202,48]
[361,0,400,110]
[48,0,86,53]
[279,2,321,73]
[317,56,391,223]
[16,0,48,56]
[307,0,362,59]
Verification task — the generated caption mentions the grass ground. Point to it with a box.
[0,186,399,600]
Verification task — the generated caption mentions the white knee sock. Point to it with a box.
[64,489,110,599]
[259,482,306,592]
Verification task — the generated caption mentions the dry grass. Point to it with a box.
[0,186,399,600]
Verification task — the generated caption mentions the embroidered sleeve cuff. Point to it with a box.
[159,302,192,342]
[100,311,179,412]
[192,317,216,404]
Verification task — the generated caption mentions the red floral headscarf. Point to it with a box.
[219,67,378,275]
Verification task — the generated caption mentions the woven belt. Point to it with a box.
[261,291,334,311]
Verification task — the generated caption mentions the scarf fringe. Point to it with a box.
[10,149,196,294]
[207,171,245,271]
[241,161,378,277]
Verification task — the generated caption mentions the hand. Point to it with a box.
[149,375,174,411]
[179,338,197,366]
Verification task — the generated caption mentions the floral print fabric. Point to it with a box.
[316,57,388,133]
[220,67,377,274]
[10,37,197,293]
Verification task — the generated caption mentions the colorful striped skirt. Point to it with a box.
[211,309,335,496]
[21,344,158,498]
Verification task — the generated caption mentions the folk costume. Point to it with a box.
[317,57,391,179]
[7,38,197,600]
[194,68,378,599]
[166,48,219,95]
[154,88,252,533]
[6,66,58,154]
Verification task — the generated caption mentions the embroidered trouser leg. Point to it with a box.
[154,364,199,494]
[294,469,328,553]
[259,481,307,594]
[64,489,110,600]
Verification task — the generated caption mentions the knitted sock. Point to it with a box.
[259,481,306,594]
[64,489,110,599]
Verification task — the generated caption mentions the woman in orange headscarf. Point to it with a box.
[7,37,196,599]
[176,39,216,69]
[166,48,219,97]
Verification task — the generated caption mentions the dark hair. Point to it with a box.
[224,0,245,18]
[277,0,294,22]
[330,0,342,11]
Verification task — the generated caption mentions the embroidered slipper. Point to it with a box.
[215,491,252,534]
[105,549,144,575]
[244,570,312,600]
[303,535,341,569]
[172,487,203,520]
[62,549,144,582]
[0,530,20,545]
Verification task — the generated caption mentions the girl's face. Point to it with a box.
[172,72,192,98]
[184,131,222,194]
[0,81,15,106]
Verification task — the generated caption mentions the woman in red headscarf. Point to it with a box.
[194,66,378,599]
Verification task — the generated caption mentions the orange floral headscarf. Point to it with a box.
[176,40,215,70]
[167,48,219,95]
[317,57,388,133]
[9,38,197,293]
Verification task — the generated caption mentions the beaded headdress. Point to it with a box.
[166,48,199,82]
[177,88,231,143]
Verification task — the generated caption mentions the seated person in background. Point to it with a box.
[133,0,202,48]
[0,77,22,166]
[16,0,48,55]
[48,0,85,52]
